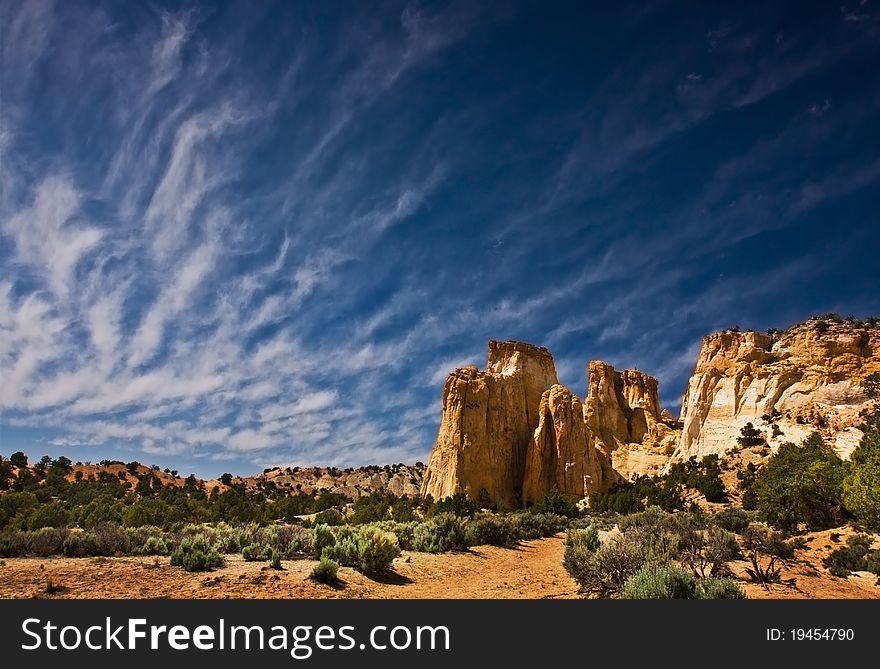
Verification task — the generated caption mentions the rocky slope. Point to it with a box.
[672,317,880,463]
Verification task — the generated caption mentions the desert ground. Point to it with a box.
[1,528,877,600]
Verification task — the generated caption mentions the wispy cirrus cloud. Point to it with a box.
[1,0,878,477]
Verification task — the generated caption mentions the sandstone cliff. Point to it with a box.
[522,384,603,505]
[583,361,679,480]
[672,318,880,463]
[420,340,558,508]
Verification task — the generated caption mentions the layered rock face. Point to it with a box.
[672,319,880,463]
[583,361,679,480]
[522,385,603,505]
[420,340,558,509]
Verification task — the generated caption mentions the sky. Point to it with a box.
[1,0,879,478]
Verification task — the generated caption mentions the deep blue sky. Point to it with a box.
[1,0,879,477]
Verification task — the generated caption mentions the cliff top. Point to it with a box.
[487,339,554,360]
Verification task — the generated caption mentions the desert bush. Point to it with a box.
[355,527,400,574]
[621,563,698,599]
[464,512,518,547]
[92,522,130,556]
[563,526,600,579]
[822,534,874,577]
[30,527,68,557]
[710,508,754,534]
[564,527,678,597]
[62,531,97,557]
[0,532,30,557]
[740,523,791,584]
[322,527,359,567]
[509,512,567,540]
[313,508,345,526]
[241,543,271,561]
[412,513,468,553]
[866,550,880,576]
[310,557,339,584]
[530,488,580,518]
[262,524,297,553]
[285,527,314,557]
[679,526,740,578]
[366,521,417,551]
[311,524,336,559]
[269,549,283,570]
[139,535,170,556]
[697,577,747,599]
[170,536,224,572]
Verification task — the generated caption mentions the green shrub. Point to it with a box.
[241,543,270,561]
[564,527,678,597]
[412,514,467,553]
[822,534,874,577]
[269,549,283,570]
[464,512,518,547]
[530,488,580,517]
[310,557,338,584]
[697,577,747,599]
[170,537,224,572]
[0,532,30,557]
[563,526,599,579]
[509,512,567,540]
[843,425,880,532]
[311,524,336,559]
[321,531,359,567]
[356,528,400,574]
[30,527,68,557]
[621,564,698,599]
[63,531,98,557]
[366,521,417,551]
[679,526,740,578]
[139,535,169,556]
[313,508,345,526]
[710,508,754,534]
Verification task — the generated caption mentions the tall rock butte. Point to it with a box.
[672,317,880,464]
[420,340,559,509]
[421,317,880,507]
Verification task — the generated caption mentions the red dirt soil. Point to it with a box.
[1,529,877,600]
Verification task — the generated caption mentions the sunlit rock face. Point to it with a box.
[672,318,880,464]
[522,384,603,505]
[421,318,880,508]
[420,340,558,509]
[583,361,679,481]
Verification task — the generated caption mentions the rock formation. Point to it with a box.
[583,361,679,480]
[420,316,880,507]
[522,384,603,505]
[672,318,880,463]
[420,340,559,509]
